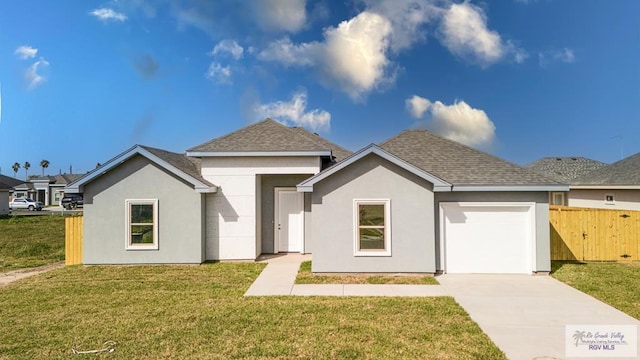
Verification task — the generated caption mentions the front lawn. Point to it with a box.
[551,261,640,319]
[296,260,439,284]
[0,263,504,359]
[0,215,66,272]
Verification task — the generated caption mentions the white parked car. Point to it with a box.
[9,198,43,211]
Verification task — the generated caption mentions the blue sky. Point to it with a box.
[0,0,638,178]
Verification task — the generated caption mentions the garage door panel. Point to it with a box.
[442,203,534,274]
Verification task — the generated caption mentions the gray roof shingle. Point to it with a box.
[525,157,607,183]
[379,130,560,186]
[188,119,351,160]
[0,174,23,189]
[139,145,214,187]
[571,152,640,185]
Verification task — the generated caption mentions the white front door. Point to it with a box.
[275,188,304,253]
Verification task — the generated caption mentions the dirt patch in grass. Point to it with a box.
[0,263,504,359]
[552,261,640,319]
[295,261,439,285]
[0,215,66,272]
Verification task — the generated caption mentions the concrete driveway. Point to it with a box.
[438,274,640,360]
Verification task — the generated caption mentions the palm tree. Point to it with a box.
[572,330,586,346]
[24,161,30,180]
[40,159,50,176]
[12,162,20,178]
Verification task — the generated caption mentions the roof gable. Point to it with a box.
[379,130,564,189]
[66,145,216,193]
[0,174,23,188]
[187,119,351,159]
[572,152,640,186]
[525,157,607,183]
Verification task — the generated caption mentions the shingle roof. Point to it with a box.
[379,130,560,186]
[187,119,351,160]
[32,174,84,184]
[139,145,214,187]
[572,152,640,185]
[0,174,23,188]
[525,157,607,183]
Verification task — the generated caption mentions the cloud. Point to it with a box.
[26,58,50,89]
[210,40,244,60]
[90,8,128,22]
[251,0,307,33]
[538,48,576,67]
[205,62,232,84]
[406,95,432,118]
[439,2,524,67]
[14,46,38,60]
[133,54,159,80]
[407,95,495,148]
[259,11,393,100]
[254,91,331,131]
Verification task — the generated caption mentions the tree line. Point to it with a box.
[11,160,49,180]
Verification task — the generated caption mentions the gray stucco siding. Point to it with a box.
[259,174,313,254]
[309,154,436,273]
[82,155,205,264]
[434,191,550,272]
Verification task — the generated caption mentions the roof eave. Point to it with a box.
[570,185,640,190]
[451,184,570,192]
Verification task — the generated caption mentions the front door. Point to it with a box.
[275,188,303,253]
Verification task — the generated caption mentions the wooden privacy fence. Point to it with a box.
[550,206,640,261]
[65,216,83,265]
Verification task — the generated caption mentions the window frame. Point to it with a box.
[551,192,565,206]
[125,199,159,250]
[353,199,391,257]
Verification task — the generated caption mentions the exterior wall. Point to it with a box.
[201,156,320,260]
[0,190,9,215]
[260,174,313,254]
[83,155,205,264]
[309,154,436,273]
[32,181,50,206]
[568,189,640,211]
[434,192,550,272]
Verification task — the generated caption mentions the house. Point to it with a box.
[66,119,566,274]
[14,174,84,206]
[568,152,640,210]
[525,157,607,205]
[0,180,12,215]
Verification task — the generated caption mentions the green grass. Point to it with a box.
[295,260,439,285]
[0,263,504,359]
[551,261,640,319]
[0,215,66,272]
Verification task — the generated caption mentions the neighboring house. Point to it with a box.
[13,174,83,206]
[0,180,11,215]
[66,119,566,274]
[526,157,607,205]
[568,152,640,210]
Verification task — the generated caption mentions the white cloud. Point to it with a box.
[90,8,128,22]
[259,11,393,100]
[210,40,244,60]
[538,48,576,67]
[408,95,495,148]
[439,2,523,67]
[255,91,331,131]
[251,0,307,33]
[205,62,232,84]
[406,95,432,118]
[14,46,38,60]
[556,48,576,63]
[26,58,50,89]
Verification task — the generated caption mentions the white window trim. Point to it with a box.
[125,199,159,250]
[551,192,565,206]
[604,193,615,205]
[353,199,391,257]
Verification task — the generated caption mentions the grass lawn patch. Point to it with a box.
[551,261,640,320]
[295,260,438,284]
[0,263,504,359]
[0,215,66,272]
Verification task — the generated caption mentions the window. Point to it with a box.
[54,191,62,203]
[605,193,615,205]
[551,192,565,206]
[354,199,391,256]
[125,199,158,250]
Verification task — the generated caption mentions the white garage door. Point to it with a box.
[441,203,535,274]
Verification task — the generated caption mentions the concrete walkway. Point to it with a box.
[0,262,64,286]
[245,255,640,359]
